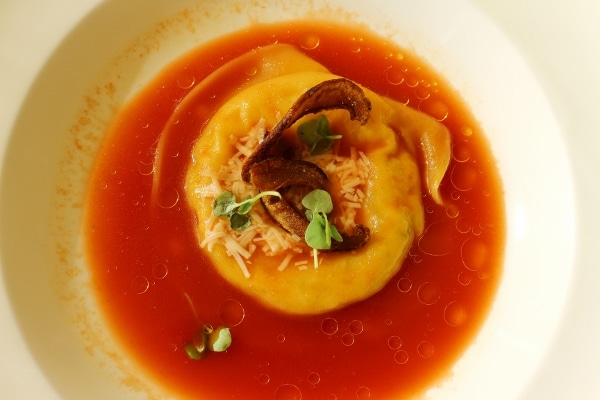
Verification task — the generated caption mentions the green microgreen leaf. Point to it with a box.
[229,213,251,231]
[213,191,236,217]
[301,189,333,214]
[212,190,281,230]
[210,327,232,352]
[184,342,205,360]
[297,115,342,155]
[302,189,344,269]
[305,213,329,250]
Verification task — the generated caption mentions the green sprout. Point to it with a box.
[185,324,232,360]
[213,190,281,230]
[297,115,342,155]
[302,189,343,269]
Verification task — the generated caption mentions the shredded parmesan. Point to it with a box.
[194,118,371,278]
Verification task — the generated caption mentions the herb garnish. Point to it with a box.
[213,191,281,230]
[185,324,232,360]
[297,115,342,155]
[302,189,343,269]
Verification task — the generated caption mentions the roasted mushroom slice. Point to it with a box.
[241,78,371,182]
[249,157,370,251]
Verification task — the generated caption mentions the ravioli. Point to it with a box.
[184,44,451,315]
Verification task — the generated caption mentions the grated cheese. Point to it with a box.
[195,118,371,278]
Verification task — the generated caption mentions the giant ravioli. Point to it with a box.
[184,45,450,315]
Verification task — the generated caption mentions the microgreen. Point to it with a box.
[297,115,342,155]
[213,190,281,230]
[302,189,343,268]
[184,325,232,360]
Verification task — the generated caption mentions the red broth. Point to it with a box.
[85,21,505,400]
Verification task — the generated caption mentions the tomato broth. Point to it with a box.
[85,21,505,400]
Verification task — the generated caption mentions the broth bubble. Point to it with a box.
[452,142,471,163]
[461,238,488,271]
[300,34,320,50]
[444,301,468,327]
[176,73,196,89]
[387,335,402,350]
[218,299,245,326]
[446,204,460,219]
[451,164,478,192]
[418,99,448,121]
[417,282,441,305]
[417,341,435,358]
[418,222,454,256]
[156,186,179,209]
[257,373,270,385]
[130,276,149,294]
[455,217,472,234]
[457,271,472,286]
[321,318,339,335]
[348,320,364,335]
[308,372,321,386]
[396,277,412,293]
[138,160,155,176]
[394,350,409,365]
[356,386,371,399]
[350,37,363,53]
[385,66,404,85]
[274,384,302,400]
[342,333,355,346]
[152,263,168,279]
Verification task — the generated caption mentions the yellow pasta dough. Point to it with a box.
[185,44,450,314]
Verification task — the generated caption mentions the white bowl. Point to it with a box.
[1,0,598,399]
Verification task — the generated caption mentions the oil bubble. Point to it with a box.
[218,299,246,326]
[152,263,168,279]
[418,99,449,121]
[418,222,454,256]
[394,350,409,365]
[417,282,441,305]
[300,34,320,50]
[342,333,355,346]
[258,373,270,385]
[321,318,339,335]
[452,142,471,163]
[277,334,286,343]
[130,276,149,294]
[446,204,460,219]
[245,66,258,76]
[461,238,488,271]
[385,66,404,85]
[274,384,302,400]
[387,335,402,350]
[356,386,371,399]
[138,160,155,176]
[405,75,420,87]
[451,164,478,192]
[444,301,467,327]
[455,217,471,234]
[457,271,472,286]
[156,186,179,209]
[396,277,412,293]
[176,74,196,89]
[350,37,363,53]
[348,320,364,335]
[417,341,435,358]
[415,86,431,100]
[308,372,321,386]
